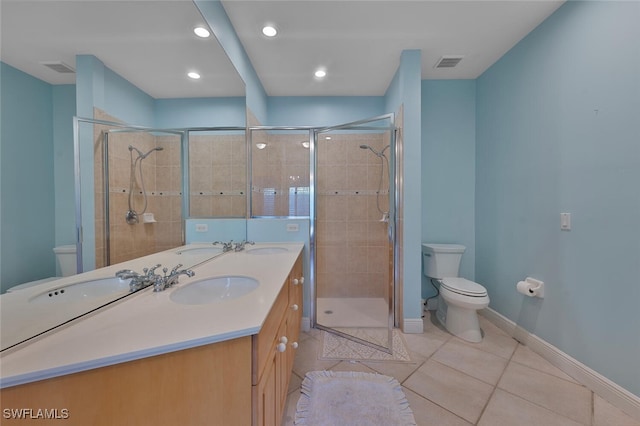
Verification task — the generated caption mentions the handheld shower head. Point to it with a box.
[129,145,164,160]
[359,144,390,158]
[140,146,163,159]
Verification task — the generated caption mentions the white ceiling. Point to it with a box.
[1,0,565,98]
[0,0,245,98]
[223,0,564,96]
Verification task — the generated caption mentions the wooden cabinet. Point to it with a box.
[0,337,253,426]
[252,253,303,426]
[0,252,304,426]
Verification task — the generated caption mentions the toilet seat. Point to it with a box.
[440,277,487,297]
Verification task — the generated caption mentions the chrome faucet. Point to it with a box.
[116,264,162,292]
[213,240,234,252]
[153,264,195,292]
[234,240,255,252]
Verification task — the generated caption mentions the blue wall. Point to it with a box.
[421,80,476,299]
[385,50,423,324]
[52,85,77,256]
[476,1,640,396]
[267,97,384,127]
[1,63,56,291]
[155,97,245,128]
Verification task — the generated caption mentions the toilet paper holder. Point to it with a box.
[517,277,545,298]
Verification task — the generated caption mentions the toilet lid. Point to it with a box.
[441,277,487,297]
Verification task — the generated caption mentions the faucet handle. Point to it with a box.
[170,264,184,275]
[146,264,162,276]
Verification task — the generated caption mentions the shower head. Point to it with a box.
[129,145,164,159]
[141,147,163,159]
[359,144,390,158]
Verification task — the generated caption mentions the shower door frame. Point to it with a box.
[102,126,186,267]
[74,116,246,271]
[311,113,397,354]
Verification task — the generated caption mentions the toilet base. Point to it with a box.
[436,297,484,343]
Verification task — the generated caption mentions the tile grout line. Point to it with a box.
[472,341,521,424]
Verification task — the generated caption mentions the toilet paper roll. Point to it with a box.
[517,280,537,297]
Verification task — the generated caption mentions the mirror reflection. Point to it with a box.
[189,130,247,218]
[250,129,311,217]
[1,0,246,351]
[98,122,184,268]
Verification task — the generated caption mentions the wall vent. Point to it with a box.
[41,61,75,74]
[434,56,464,69]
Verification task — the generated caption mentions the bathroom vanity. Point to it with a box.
[0,243,304,425]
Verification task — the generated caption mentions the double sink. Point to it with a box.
[27,245,289,306]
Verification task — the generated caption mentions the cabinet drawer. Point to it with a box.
[252,282,288,385]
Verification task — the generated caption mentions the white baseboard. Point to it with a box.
[480,308,640,422]
[301,317,311,333]
[403,318,424,334]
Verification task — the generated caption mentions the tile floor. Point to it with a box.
[282,312,640,426]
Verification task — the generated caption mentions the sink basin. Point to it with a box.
[170,276,259,305]
[29,277,132,304]
[175,246,224,256]
[246,247,288,255]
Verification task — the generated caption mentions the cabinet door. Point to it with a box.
[287,255,304,373]
[275,320,289,423]
[254,348,278,426]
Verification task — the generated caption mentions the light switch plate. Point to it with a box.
[560,213,571,231]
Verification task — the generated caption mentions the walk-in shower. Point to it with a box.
[313,114,396,353]
[125,145,163,224]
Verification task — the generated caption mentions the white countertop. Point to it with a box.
[0,242,303,388]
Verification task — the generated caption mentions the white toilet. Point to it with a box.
[52,244,78,277]
[7,245,77,292]
[422,243,489,343]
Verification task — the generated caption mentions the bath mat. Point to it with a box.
[319,329,411,362]
[295,371,416,425]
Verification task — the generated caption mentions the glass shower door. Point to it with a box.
[313,114,395,353]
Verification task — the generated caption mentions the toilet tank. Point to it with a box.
[422,243,465,279]
[53,244,77,277]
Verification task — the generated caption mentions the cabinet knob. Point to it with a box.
[291,342,299,349]
[299,277,305,284]
[291,304,299,311]
[276,343,286,353]
[280,336,288,344]
[293,278,300,286]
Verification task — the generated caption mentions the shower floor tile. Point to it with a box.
[316,297,388,328]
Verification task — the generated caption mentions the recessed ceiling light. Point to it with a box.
[325,136,332,140]
[194,27,210,38]
[262,26,277,37]
[256,143,267,150]
[315,69,327,78]
[187,72,201,80]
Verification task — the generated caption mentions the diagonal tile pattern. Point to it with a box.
[282,312,640,425]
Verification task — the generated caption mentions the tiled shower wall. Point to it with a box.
[93,109,182,268]
[315,133,391,299]
[189,133,246,217]
[251,132,310,217]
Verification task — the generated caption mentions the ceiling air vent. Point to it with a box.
[41,61,75,74]
[434,56,463,69]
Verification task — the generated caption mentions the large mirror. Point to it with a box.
[0,0,246,350]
